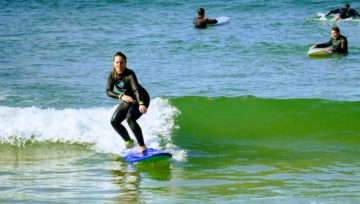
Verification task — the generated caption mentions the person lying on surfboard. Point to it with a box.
[325,3,360,20]
[106,51,150,153]
[193,8,218,29]
[311,26,348,54]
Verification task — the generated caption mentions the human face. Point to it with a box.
[113,55,126,74]
[331,30,340,40]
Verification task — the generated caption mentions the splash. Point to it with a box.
[317,12,327,21]
[0,97,186,160]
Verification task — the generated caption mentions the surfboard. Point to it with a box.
[215,16,230,25]
[308,47,332,58]
[124,148,172,163]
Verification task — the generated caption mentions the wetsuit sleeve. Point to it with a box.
[206,18,218,24]
[325,9,340,16]
[316,39,332,48]
[106,73,122,99]
[128,71,144,103]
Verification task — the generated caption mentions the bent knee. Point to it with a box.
[111,116,123,125]
[127,114,140,124]
[110,117,117,125]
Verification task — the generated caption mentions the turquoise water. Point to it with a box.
[1,0,360,203]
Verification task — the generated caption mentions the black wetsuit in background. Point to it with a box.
[316,35,348,54]
[106,68,150,146]
[193,17,218,29]
[325,8,360,19]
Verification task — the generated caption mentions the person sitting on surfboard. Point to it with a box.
[193,8,218,29]
[106,51,150,153]
[311,26,348,54]
[325,3,360,20]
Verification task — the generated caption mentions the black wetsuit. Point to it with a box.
[193,17,218,29]
[316,35,348,54]
[106,68,150,146]
[326,8,360,19]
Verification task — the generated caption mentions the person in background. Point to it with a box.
[312,26,348,54]
[106,51,150,153]
[193,8,218,29]
[325,3,360,20]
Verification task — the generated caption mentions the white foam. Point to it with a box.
[317,12,327,21]
[0,97,187,160]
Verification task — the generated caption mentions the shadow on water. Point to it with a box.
[110,161,141,203]
[0,142,174,203]
[110,156,172,203]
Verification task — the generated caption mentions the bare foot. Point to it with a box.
[138,146,147,153]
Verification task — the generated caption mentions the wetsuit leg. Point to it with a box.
[110,102,132,141]
[126,93,150,146]
[126,113,145,146]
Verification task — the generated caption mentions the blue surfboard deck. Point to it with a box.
[124,148,172,163]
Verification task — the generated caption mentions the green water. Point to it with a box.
[2,97,359,203]
[1,0,360,203]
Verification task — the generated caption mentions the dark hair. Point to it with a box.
[113,51,127,63]
[198,8,205,16]
[112,51,127,80]
[331,26,340,33]
[344,3,350,8]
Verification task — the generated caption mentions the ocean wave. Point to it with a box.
[170,96,360,148]
[0,97,186,160]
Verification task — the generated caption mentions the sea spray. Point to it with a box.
[0,97,186,160]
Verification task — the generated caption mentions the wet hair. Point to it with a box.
[198,8,205,16]
[344,3,350,8]
[112,51,127,80]
[331,26,340,33]
[113,51,127,63]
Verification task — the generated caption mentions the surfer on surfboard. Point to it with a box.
[193,8,218,29]
[106,51,150,153]
[324,3,360,21]
[311,26,348,54]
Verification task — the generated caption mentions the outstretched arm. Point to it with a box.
[325,8,340,16]
[314,39,333,48]
[206,18,218,24]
